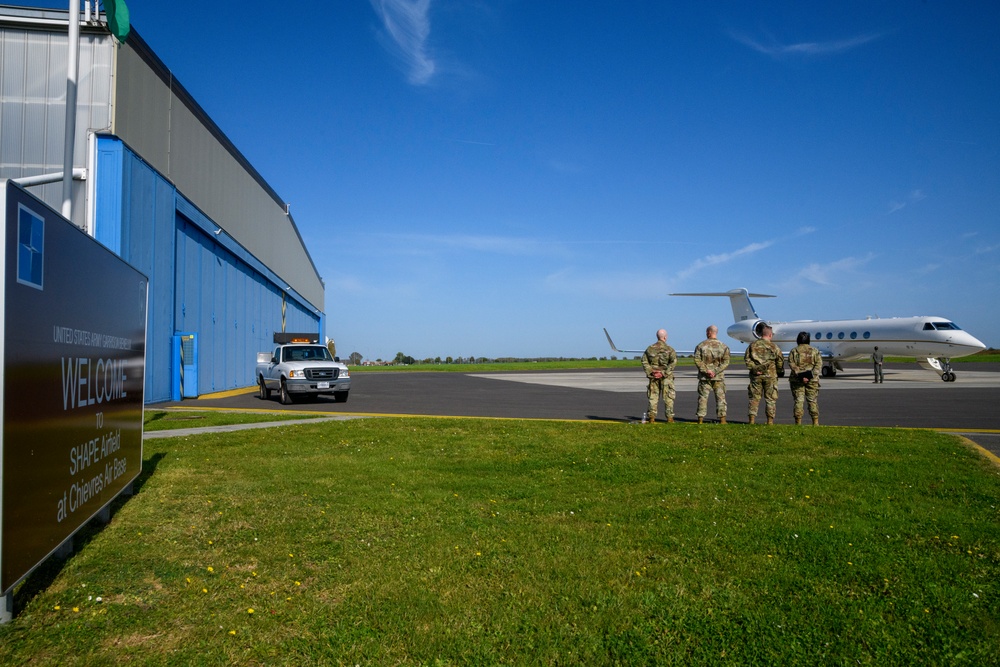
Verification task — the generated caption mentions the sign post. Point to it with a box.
[0,180,147,617]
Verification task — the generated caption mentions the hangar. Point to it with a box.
[0,3,326,402]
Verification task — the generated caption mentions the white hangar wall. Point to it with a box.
[0,5,326,402]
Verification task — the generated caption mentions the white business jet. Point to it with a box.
[604,288,986,382]
[662,288,987,382]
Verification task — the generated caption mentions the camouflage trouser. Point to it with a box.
[790,380,819,420]
[696,378,727,418]
[647,377,675,420]
[748,376,778,419]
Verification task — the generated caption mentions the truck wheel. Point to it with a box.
[334,391,349,403]
[258,376,271,400]
[280,379,294,405]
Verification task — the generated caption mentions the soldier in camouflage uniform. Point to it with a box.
[788,331,822,425]
[694,325,730,424]
[641,329,677,423]
[744,324,784,424]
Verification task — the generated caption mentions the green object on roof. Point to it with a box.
[105,0,130,43]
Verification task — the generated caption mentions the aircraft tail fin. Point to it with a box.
[670,288,775,323]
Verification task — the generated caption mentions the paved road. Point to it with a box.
[162,363,1000,457]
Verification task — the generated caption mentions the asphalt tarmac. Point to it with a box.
[163,362,1000,458]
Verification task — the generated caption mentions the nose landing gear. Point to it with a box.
[938,358,957,382]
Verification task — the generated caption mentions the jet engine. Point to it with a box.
[726,319,768,343]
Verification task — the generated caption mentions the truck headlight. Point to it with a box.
[341,369,350,378]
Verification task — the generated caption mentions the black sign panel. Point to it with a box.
[1,181,147,594]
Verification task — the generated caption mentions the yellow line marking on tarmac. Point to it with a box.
[947,434,1000,468]
[196,387,258,399]
[932,428,1000,434]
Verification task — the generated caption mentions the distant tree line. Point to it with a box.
[346,353,643,366]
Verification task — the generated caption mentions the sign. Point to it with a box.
[1,180,147,594]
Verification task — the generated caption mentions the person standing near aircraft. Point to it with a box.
[744,324,784,424]
[694,325,730,424]
[872,346,884,383]
[788,331,822,425]
[641,329,677,423]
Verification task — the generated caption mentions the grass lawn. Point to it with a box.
[2,419,999,665]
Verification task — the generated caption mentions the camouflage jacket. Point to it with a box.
[694,338,730,379]
[744,338,784,378]
[788,344,822,380]
[642,341,677,379]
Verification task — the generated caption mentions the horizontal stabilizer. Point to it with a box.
[670,288,775,323]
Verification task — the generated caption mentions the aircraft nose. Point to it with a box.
[955,331,987,352]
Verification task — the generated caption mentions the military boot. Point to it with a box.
[812,416,819,426]
[719,417,727,425]
[648,417,656,424]
[666,417,674,423]
[748,415,756,425]
[794,416,802,425]
[766,416,774,425]
[697,417,703,425]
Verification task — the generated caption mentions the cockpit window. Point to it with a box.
[931,321,961,331]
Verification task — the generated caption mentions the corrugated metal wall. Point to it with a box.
[2,10,326,403]
[114,34,325,312]
[96,136,320,401]
[0,22,112,227]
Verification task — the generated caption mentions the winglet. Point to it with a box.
[603,328,644,354]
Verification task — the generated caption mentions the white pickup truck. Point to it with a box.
[256,335,351,404]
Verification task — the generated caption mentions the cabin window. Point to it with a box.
[863,331,871,339]
[850,332,857,339]
[815,332,822,340]
[826,332,833,339]
[838,332,845,339]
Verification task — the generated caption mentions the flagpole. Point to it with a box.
[61,0,80,221]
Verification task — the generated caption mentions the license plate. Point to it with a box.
[317,381,330,389]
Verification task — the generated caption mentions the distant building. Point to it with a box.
[0,4,326,402]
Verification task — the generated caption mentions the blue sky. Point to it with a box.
[29,2,1000,359]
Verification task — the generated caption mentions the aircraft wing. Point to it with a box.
[603,328,694,357]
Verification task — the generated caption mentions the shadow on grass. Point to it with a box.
[10,452,167,617]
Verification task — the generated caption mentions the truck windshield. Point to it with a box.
[283,346,333,362]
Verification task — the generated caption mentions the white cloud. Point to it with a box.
[386,232,565,256]
[792,254,875,286]
[888,189,927,214]
[674,241,774,282]
[369,0,436,85]
[916,263,941,275]
[731,31,882,58]
[544,268,672,300]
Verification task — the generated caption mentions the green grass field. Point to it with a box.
[2,419,999,665]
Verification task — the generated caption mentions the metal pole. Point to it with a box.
[61,0,80,220]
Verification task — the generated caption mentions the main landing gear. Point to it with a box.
[820,361,844,378]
